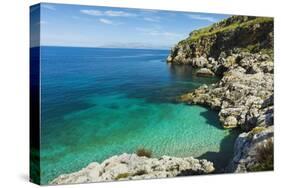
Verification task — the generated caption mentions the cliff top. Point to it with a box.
[176,16,273,57]
[182,16,273,43]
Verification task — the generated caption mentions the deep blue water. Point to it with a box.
[39,47,236,184]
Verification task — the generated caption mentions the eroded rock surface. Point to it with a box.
[51,154,214,184]
[196,68,215,77]
[180,53,273,131]
[227,126,273,172]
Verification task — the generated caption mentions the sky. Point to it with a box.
[30,3,230,49]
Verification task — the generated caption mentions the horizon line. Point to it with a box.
[30,45,172,50]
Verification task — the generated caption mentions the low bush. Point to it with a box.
[115,173,130,180]
[136,148,152,158]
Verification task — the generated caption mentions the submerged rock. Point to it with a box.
[196,68,215,77]
[51,154,214,184]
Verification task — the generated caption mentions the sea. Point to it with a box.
[37,46,238,183]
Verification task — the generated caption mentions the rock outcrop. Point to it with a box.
[196,68,215,77]
[227,126,273,172]
[180,53,274,131]
[167,16,273,64]
[168,15,274,173]
[51,153,214,184]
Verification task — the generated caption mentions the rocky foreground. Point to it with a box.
[168,16,274,172]
[51,154,214,184]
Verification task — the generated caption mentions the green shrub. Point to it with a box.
[136,148,152,158]
[186,17,273,44]
[115,173,130,180]
[248,126,266,138]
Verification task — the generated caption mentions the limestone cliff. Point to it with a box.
[167,16,273,65]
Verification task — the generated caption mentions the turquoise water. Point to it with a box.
[40,47,236,184]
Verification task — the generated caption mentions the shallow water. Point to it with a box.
[39,47,236,183]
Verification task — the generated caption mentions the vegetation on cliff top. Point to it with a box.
[173,16,273,58]
[136,148,152,158]
[183,17,273,43]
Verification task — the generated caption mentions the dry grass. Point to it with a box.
[115,173,130,180]
[248,126,267,138]
[249,139,274,171]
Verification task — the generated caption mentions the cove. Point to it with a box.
[40,47,237,184]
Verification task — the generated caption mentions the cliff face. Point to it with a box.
[168,15,274,173]
[227,126,273,172]
[167,16,273,64]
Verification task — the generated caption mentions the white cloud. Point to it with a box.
[136,27,183,38]
[80,9,136,17]
[187,14,217,23]
[143,17,160,22]
[99,18,113,25]
[150,31,182,37]
[104,10,136,17]
[41,4,56,11]
[80,10,103,16]
[98,18,123,26]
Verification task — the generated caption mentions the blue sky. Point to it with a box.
[31,3,230,49]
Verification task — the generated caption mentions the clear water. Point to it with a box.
[39,47,237,184]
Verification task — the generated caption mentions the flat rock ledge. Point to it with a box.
[51,154,214,185]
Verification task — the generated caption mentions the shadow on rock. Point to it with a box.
[198,129,240,173]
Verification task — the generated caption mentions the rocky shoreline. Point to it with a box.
[168,15,274,172]
[179,52,273,130]
[51,154,214,184]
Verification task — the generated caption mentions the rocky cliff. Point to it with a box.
[51,154,214,184]
[167,16,273,66]
[168,15,274,172]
